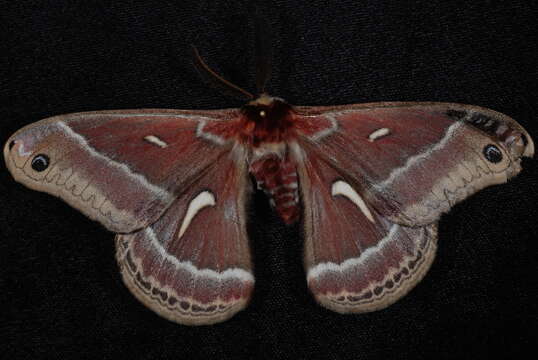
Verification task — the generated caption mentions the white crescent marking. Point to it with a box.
[331,180,375,223]
[178,191,216,239]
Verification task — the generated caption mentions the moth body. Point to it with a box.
[249,150,300,224]
[238,95,301,224]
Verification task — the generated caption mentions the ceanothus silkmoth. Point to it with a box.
[4,49,534,325]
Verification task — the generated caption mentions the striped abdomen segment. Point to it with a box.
[249,154,300,224]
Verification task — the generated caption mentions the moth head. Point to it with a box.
[237,95,294,145]
[244,95,291,122]
[4,120,67,186]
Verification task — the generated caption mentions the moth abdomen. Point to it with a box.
[249,151,300,224]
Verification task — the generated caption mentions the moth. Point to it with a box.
[4,46,534,326]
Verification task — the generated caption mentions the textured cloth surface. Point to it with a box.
[1,1,536,359]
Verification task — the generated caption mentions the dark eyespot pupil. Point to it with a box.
[483,144,503,163]
[521,133,528,147]
[31,154,50,172]
[9,140,16,150]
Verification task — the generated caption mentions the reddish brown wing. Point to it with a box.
[4,109,240,232]
[291,102,533,313]
[293,144,438,312]
[295,102,533,226]
[4,108,255,325]
[115,147,253,325]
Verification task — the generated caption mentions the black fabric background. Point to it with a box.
[1,1,537,359]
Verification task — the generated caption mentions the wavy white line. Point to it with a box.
[308,114,338,141]
[307,225,399,279]
[196,120,227,145]
[146,228,254,282]
[374,121,463,190]
[58,121,174,202]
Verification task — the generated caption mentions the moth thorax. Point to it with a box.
[249,152,300,224]
[240,97,295,145]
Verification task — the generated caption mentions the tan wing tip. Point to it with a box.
[506,119,534,158]
[448,103,535,158]
[522,130,534,158]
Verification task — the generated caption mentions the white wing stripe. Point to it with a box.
[307,225,399,279]
[374,121,463,190]
[146,228,254,282]
[58,121,174,202]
